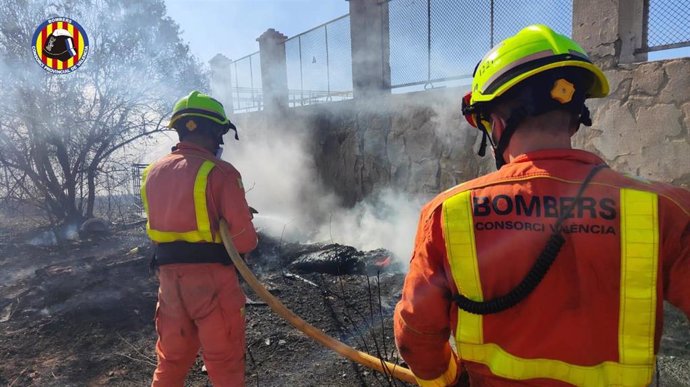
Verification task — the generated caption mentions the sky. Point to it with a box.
[164,0,349,63]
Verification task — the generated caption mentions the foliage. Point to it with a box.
[0,0,207,226]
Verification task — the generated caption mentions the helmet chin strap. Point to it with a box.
[489,105,592,169]
[482,107,528,169]
[579,105,592,126]
[476,119,495,158]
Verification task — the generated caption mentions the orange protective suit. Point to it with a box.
[142,142,257,387]
[394,149,690,386]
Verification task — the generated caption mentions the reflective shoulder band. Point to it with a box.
[194,160,217,242]
[619,188,658,376]
[442,190,483,345]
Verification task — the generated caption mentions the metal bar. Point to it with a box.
[427,0,431,83]
[636,40,690,53]
[325,24,331,96]
[299,35,304,105]
[234,61,240,110]
[249,55,255,108]
[640,0,650,51]
[391,74,472,89]
[490,0,494,47]
[234,51,260,62]
[284,13,350,43]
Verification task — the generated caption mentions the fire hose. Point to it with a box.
[219,220,418,385]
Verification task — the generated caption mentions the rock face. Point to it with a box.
[235,56,689,206]
[79,218,110,239]
[233,88,492,206]
[235,57,688,210]
[575,60,690,186]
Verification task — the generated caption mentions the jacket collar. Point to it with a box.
[509,149,605,166]
[174,141,214,156]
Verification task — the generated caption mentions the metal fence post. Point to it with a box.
[490,0,495,48]
[325,23,331,99]
[299,35,304,105]
[427,0,431,86]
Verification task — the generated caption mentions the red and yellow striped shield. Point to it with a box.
[32,17,89,74]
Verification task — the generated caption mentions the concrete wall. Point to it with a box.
[572,0,690,187]
[233,88,492,205]
[230,0,689,206]
[235,55,689,206]
[576,60,690,185]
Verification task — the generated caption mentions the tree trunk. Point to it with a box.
[86,166,97,219]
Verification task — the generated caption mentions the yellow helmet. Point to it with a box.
[169,91,238,142]
[460,25,609,169]
[472,24,608,104]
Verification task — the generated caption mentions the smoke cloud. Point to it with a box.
[221,112,428,268]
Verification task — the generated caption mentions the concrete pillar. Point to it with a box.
[573,0,646,68]
[209,54,234,113]
[257,29,289,112]
[618,0,647,63]
[348,0,391,99]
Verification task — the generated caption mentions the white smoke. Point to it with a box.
[312,189,424,262]
[222,115,427,267]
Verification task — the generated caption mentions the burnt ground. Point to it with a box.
[0,218,689,387]
[0,218,410,387]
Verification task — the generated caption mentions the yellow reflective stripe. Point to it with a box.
[441,188,658,386]
[619,189,658,377]
[145,159,221,244]
[442,190,483,345]
[147,229,211,243]
[415,354,458,387]
[194,160,216,242]
[460,342,653,386]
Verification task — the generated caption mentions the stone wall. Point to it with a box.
[234,56,689,206]
[231,0,689,205]
[234,88,489,205]
[572,0,690,187]
[576,60,690,186]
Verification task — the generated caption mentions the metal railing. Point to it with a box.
[639,0,690,53]
[288,88,353,107]
[227,0,689,105]
[131,163,147,208]
[231,52,263,113]
[285,14,353,107]
[388,0,573,89]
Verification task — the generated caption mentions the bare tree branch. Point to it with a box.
[0,0,207,227]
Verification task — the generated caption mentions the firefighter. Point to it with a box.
[141,91,257,387]
[394,25,690,386]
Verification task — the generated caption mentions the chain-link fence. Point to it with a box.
[641,0,690,52]
[131,163,147,209]
[231,52,263,113]
[389,0,572,89]
[225,0,686,107]
[285,14,353,107]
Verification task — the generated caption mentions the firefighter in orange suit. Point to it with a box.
[394,25,690,386]
[141,91,257,387]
